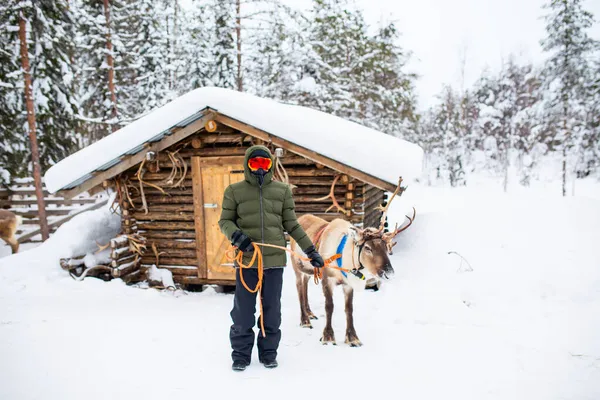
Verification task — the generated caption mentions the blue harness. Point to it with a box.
[335,235,365,280]
[336,235,349,277]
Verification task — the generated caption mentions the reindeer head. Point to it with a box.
[349,226,394,279]
[376,177,416,256]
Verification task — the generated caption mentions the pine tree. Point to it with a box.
[358,23,418,139]
[0,4,26,185]
[475,58,544,190]
[244,4,305,100]
[182,0,213,90]
[432,86,467,186]
[0,0,80,183]
[541,0,596,195]
[124,0,174,117]
[211,0,236,89]
[580,56,600,177]
[300,0,369,118]
[76,0,132,142]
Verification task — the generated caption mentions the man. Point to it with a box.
[218,145,325,371]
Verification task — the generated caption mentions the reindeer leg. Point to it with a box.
[343,285,362,347]
[294,259,312,328]
[320,279,336,345]
[5,237,19,254]
[303,274,318,320]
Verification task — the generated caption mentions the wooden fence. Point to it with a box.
[0,178,108,244]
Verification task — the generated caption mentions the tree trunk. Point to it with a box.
[19,13,50,241]
[236,0,242,92]
[102,0,118,132]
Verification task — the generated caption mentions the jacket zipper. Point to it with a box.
[259,183,264,244]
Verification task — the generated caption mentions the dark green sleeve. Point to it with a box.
[282,185,313,251]
[218,185,239,241]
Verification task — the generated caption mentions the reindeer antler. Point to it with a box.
[382,207,416,254]
[314,174,347,214]
[376,177,406,232]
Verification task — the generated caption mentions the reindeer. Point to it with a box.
[290,178,415,346]
[0,210,22,254]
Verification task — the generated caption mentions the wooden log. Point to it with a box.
[285,168,336,177]
[132,178,193,188]
[150,248,196,258]
[278,156,316,166]
[191,137,203,149]
[111,246,133,260]
[141,256,198,266]
[111,254,137,268]
[120,268,145,284]
[363,192,385,211]
[146,204,195,213]
[142,231,196,240]
[60,255,85,271]
[137,221,196,231]
[112,261,139,278]
[110,235,129,249]
[130,196,193,205]
[294,204,350,213]
[175,276,236,286]
[287,177,348,186]
[146,239,196,249]
[293,195,346,203]
[291,186,348,195]
[131,211,194,222]
[173,147,247,157]
[133,187,194,196]
[190,133,249,144]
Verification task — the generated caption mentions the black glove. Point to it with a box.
[304,245,324,268]
[231,230,254,253]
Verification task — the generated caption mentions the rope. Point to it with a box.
[225,242,346,337]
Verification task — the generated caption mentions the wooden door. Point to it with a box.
[192,157,245,282]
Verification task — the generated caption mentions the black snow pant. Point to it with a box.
[229,267,283,364]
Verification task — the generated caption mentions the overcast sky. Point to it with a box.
[283,0,600,109]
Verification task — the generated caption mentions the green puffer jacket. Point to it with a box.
[218,145,314,268]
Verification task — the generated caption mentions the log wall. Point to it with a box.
[116,126,386,285]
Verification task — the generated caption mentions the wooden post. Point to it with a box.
[102,0,118,131]
[19,12,49,241]
[192,157,208,279]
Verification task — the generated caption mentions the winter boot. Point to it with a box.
[232,360,249,372]
[261,358,278,369]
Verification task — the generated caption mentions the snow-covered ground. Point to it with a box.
[1,178,600,400]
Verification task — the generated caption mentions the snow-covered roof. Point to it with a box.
[44,87,423,194]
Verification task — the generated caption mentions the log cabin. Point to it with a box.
[44,87,423,288]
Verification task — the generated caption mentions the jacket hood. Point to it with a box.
[244,145,274,186]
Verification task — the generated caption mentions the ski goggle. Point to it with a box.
[248,157,272,171]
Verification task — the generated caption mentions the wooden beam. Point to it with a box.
[192,157,208,280]
[57,112,216,199]
[214,114,396,192]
